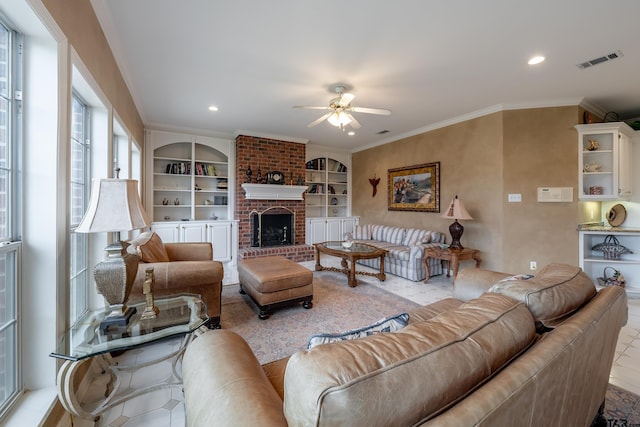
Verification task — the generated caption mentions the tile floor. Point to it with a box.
[68,260,640,427]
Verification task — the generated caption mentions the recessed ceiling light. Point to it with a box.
[208,105,219,112]
[348,131,355,136]
[528,55,545,65]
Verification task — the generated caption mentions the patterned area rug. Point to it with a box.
[602,384,640,426]
[220,270,419,364]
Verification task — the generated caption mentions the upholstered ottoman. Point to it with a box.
[238,256,313,319]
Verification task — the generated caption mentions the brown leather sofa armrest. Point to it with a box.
[183,330,287,427]
[165,242,213,261]
[453,268,512,301]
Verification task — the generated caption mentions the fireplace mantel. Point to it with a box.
[241,183,309,200]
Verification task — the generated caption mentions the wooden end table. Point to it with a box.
[423,247,481,283]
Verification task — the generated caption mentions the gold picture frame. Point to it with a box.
[388,162,440,212]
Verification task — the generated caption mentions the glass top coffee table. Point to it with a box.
[314,241,388,287]
[50,293,210,421]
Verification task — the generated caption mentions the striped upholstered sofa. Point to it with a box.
[349,224,445,281]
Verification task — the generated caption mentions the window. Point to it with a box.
[69,94,90,322]
[0,18,22,417]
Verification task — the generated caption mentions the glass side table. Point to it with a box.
[50,293,211,421]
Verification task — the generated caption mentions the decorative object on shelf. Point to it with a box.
[290,172,294,185]
[256,168,263,184]
[164,216,170,220]
[583,162,602,172]
[245,165,252,183]
[369,175,381,197]
[209,213,218,220]
[592,235,633,260]
[597,266,626,288]
[174,198,180,205]
[162,197,169,205]
[267,170,285,185]
[388,162,440,212]
[194,184,201,191]
[607,204,627,227]
[75,176,151,331]
[589,186,603,195]
[140,268,159,320]
[440,195,473,250]
[586,140,600,151]
[204,199,212,205]
[331,197,338,205]
[297,175,304,186]
[329,185,336,194]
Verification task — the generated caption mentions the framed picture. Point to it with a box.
[388,162,440,212]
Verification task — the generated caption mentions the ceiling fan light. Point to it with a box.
[327,111,352,127]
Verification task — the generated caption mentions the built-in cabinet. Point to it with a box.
[305,157,350,217]
[305,217,360,245]
[146,130,233,222]
[579,230,640,297]
[576,122,634,200]
[145,130,238,283]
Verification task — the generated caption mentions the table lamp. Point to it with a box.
[76,178,151,330]
[441,195,473,250]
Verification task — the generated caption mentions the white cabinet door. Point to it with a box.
[326,219,343,241]
[306,218,327,244]
[206,222,232,262]
[342,217,359,237]
[151,222,180,243]
[180,222,207,242]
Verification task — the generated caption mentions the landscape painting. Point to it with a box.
[388,162,440,212]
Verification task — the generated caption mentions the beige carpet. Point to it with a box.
[220,269,419,364]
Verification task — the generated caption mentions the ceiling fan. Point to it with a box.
[294,84,391,131]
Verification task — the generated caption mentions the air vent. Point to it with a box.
[376,129,390,135]
[577,50,623,69]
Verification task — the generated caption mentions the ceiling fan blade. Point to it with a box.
[308,112,333,127]
[346,114,361,129]
[338,93,355,107]
[293,106,332,110]
[351,107,392,115]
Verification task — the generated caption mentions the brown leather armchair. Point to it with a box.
[128,233,223,328]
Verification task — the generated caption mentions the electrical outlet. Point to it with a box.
[530,261,537,271]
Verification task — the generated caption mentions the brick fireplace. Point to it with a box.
[235,135,314,262]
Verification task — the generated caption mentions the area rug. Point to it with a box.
[219,270,419,364]
[601,383,640,425]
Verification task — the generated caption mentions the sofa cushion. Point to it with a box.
[488,263,597,328]
[353,224,371,240]
[403,228,430,246]
[307,313,410,349]
[370,224,405,244]
[283,293,536,426]
[128,231,170,262]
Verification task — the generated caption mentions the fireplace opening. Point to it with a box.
[251,207,295,247]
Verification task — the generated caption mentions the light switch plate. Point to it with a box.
[508,194,522,202]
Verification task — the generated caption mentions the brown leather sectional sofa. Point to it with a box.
[182,263,627,426]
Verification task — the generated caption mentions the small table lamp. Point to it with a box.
[441,195,473,250]
[76,178,151,330]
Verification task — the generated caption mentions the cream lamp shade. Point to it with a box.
[441,195,473,249]
[76,179,151,233]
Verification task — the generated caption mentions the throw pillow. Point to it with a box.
[495,274,534,284]
[136,232,170,263]
[307,312,410,349]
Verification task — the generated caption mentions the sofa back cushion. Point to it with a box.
[283,293,536,427]
[370,224,406,244]
[352,224,371,240]
[402,228,430,246]
[488,263,597,328]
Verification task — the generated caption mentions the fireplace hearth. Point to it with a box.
[251,207,295,247]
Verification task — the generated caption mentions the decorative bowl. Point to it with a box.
[584,162,602,172]
[342,240,354,249]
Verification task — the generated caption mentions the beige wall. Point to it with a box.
[353,106,581,273]
[40,0,144,144]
